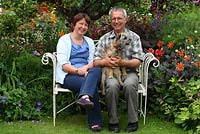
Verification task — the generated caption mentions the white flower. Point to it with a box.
[194,30,198,33]
[187,46,190,49]
[175,49,178,52]
[0,8,3,14]
[190,45,194,49]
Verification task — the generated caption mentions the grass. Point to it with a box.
[0,111,188,134]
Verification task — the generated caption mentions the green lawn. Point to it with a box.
[0,112,187,134]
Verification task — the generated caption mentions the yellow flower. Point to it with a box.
[163,4,167,9]
[50,14,56,26]
[187,37,192,43]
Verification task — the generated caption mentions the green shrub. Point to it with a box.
[0,0,71,121]
[0,2,199,133]
[160,5,200,46]
[148,4,200,133]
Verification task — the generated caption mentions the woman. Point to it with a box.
[56,13,102,131]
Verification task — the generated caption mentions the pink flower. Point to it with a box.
[191,98,195,102]
[194,0,200,3]
[34,50,40,57]
[198,93,200,97]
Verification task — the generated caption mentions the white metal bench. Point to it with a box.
[41,52,159,126]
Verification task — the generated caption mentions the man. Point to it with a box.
[94,7,144,133]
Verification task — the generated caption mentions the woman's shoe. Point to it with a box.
[76,97,94,109]
[90,125,102,132]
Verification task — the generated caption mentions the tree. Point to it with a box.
[45,0,141,20]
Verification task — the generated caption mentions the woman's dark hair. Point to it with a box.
[70,13,91,31]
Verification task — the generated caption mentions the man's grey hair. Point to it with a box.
[108,7,127,18]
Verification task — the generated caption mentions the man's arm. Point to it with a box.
[119,58,141,69]
[94,57,116,68]
[94,56,141,69]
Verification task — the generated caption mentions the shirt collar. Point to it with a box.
[108,28,128,40]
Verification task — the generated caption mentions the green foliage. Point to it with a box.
[160,5,200,45]
[0,50,50,120]
[173,78,200,133]
[148,3,200,133]
[0,0,68,121]
[0,1,200,133]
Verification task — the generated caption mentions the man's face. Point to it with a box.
[110,10,127,34]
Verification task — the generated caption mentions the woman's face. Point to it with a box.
[73,18,88,36]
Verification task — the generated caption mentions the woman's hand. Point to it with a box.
[77,65,88,77]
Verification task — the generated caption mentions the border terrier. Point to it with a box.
[101,33,131,95]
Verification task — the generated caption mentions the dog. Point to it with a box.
[101,33,131,95]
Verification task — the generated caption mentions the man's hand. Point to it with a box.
[112,56,124,67]
[103,56,122,68]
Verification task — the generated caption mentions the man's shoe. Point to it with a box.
[126,122,138,132]
[108,123,120,133]
[76,97,94,109]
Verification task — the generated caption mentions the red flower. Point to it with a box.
[156,56,161,60]
[58,31,64,37]
[184,55,190,61]
[90,33,98,39]
[148,48,154,54]
[196,61,200,68]
[177,49,185,57]
[167,42,174,49]
[153,9,158,14]
[42,6,48,12]
[157,40,163,47]
[176,62,184,71]
[155,49,164,56]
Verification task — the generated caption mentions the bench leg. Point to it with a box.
[144,95,147,125]
[53,94,56,127]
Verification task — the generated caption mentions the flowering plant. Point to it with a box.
[147,22,200,133]
[144,3,200,132]
[0,1,68,121]
[149,37,200,80]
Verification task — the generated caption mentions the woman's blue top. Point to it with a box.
[69,38,89,68]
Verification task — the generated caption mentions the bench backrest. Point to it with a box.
[41,52,160,92]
